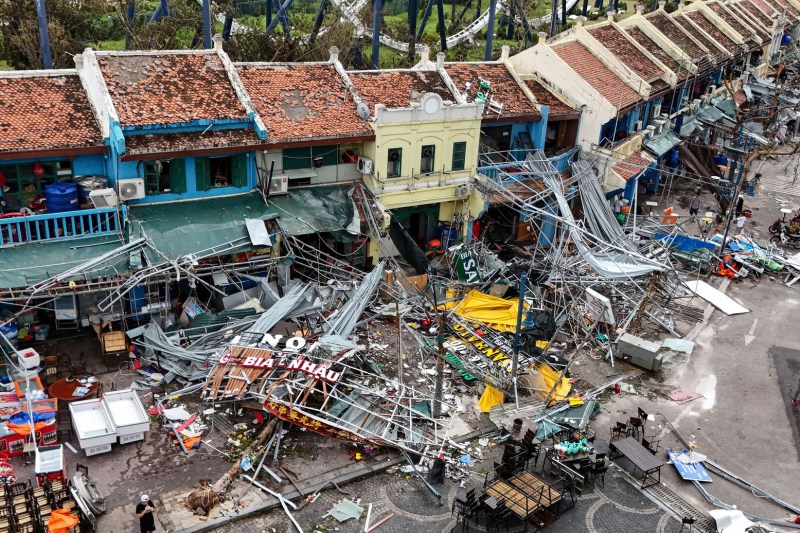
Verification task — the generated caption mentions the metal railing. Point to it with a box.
[0,206,126,247]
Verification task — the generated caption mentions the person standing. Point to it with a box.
[88,307,110,342]
[689,192,701,219]
[136,495,156,533]
[735,194,745,216]
[736,213,747,235]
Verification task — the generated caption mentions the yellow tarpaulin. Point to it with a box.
[522,363,571,405]
[478,385,505,413]
[445,289,529,333]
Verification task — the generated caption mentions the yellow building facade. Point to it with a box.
[359,93,487,265]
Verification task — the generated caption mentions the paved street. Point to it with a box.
[215,464,680,533]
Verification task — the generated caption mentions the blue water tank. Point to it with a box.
[44,182,79,213]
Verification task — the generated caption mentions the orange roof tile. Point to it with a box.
[671,14,727,63]
[237,63,373,144]
[347,70,456,109]
[684,11,740,53]
[740,0,774,27]
[733,89,748,105]
[523,78,578,118]
[444,62,540,120]
[612,152,651,180]
[749,0,778,16]
[646,12,707,61]
[588,25,664,82]
[552,41,641,110]
[124,129,262,156]
[0,74,103,155]
[623,26,686,79]
[708,2,768,42]
[97,53,248,127]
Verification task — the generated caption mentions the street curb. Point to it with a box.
[174,426,495,532]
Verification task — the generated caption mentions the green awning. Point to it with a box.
[270,185,360,239]
[698,105,725,122]
[715,98,736,118]
[0,235,127,289]
[128,193,278,263]
[643,129,681,157]
[679,118,702,137]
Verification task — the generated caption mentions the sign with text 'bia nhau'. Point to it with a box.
[219,335,341,383]
[453,248,482,283]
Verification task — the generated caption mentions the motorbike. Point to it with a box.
[771,228,800,249]
[769,210,800,234]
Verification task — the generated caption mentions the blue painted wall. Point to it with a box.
[114,153,257,205]
[73,154,107,176]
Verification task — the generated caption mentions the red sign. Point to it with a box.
[264,401,366,444]
[219,352,341,383]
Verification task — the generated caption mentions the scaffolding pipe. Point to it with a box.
[202,0,212,48]
[484,0,497,60]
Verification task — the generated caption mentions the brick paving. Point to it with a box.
[214,462,681,533]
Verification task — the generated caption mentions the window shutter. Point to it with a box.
[195,158,211,191]
[170,160,187,193]
[231,155,248,188]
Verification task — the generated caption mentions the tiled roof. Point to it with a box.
[347,70,456,109]
[740,0,774,27]
[612,152,651,180]
[237,63,372,144]
[774,0,800,21]
[124,129,262,156]
[646,12,707,61]
[623,26,685,77]
[708,2,768,42]
[97,53,248,127]
[684,11,740,53]
[588,25,664,82]
[650,79,671,94]
[726,2,769,35]
[672,15,727,63]
[0,74,103,154]
[749,0,778,17]
[552,41,641,110]
[733,89,748,105]
[445,62,540,120]
[523,78,578,118]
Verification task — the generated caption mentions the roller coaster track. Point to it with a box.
[328,0,581,52]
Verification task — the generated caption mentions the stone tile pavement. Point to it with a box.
[211,464,681,533]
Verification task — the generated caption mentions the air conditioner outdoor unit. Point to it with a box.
[455,184,471,198]
[118,178,145,201]
[357,156,374,175]
[89,188,119,208]
[634,120,643,131]
[269,175,289,196]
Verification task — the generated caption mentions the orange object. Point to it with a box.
[620,205,631,214]
[7,418,55,436]
[661,207,678,224]
[48,508,79,533]
[718,255,737,280]
[13,377,44,399]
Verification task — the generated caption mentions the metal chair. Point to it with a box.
[627,417,643,439]
[589,462,609,487]
[641,438,659,455]
[610,422,627,441]
[679,516,695,531]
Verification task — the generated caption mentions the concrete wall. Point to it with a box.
[255,142,362,187]
[509,42,618,151]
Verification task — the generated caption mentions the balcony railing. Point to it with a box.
[0,206,126,247]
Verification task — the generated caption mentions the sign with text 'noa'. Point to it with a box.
[219,334,341,383]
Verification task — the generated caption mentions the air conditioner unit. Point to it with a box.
[269,175,289,196]
[357,156,374,175]
[455,184,471,198]
[381,212,391,228]
[89,188,119,208]
[634,120,644,131]
[644,125,657,139]
[118,178,145,201]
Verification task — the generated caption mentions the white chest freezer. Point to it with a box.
[101,390,150,444]
[69,398,117,456]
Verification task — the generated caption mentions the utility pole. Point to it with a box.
[512,274,528,409]
[719,128,747,253]
[432,279,445,418]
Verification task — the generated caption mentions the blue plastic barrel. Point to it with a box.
[44,182,79,213]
